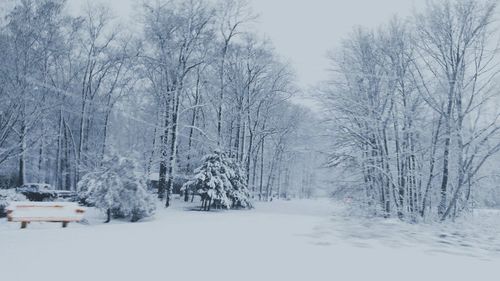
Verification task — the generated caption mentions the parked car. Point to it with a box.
[16,183,77,202]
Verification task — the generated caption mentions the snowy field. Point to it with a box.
[1,199,500,281]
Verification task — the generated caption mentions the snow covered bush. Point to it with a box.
[78,154,156,222]
[182,151,252,211]
[0,189,26,218]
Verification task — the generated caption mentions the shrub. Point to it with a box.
[0,189,26,218]
[78,154,156,222]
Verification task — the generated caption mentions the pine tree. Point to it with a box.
[182,150,252,211]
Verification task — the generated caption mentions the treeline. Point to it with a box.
[0,0,319,202]
[323,0,500,221]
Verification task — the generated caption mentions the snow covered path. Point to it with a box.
[1,199,499,281]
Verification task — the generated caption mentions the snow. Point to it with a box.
[314,206,500,259]
[148,172,160,181]
[0,199,499,281]
[6,201,85,222]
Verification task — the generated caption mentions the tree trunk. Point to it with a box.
[105,209,111,223]
[166,85,182,208]
[158,96,171,199]
[259,137,265,201]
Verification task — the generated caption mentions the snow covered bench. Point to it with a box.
[6,202,85,229]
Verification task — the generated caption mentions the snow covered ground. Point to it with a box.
[1,199,499,281]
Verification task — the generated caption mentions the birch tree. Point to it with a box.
[323,0,500,221]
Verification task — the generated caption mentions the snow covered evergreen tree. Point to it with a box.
[78,154,156,222]
[182,151,252,211]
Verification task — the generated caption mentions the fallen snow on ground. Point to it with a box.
[312,204,500,260]
[1,199,499,281]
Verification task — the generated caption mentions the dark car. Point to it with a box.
[16,183,77,202]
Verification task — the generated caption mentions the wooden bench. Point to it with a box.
[6,202,86,229]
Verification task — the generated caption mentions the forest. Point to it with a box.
[1,0,500,223]
[322,0,500,222]
[0,0,325,213]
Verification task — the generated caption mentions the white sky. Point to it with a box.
[67,0,421,89]
[250,0,420,88]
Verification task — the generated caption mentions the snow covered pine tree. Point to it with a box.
[78,154,156,222]
[182,151,252,211]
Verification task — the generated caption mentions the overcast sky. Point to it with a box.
[68,0,421,89]
[250,0,420,88]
